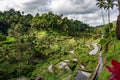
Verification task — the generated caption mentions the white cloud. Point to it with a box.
[0,0,33,11]
[49,0,98,14]
[0,0,118,26]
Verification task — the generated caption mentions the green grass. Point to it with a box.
[36,31,48,39]
[98,38,120,79]
[0,36,15,45]
[0,30,99,80]
[6,36,16,42]
[30,31,99,80]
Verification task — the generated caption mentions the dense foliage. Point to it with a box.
[0,9,91,36]
[0,9,97,80]
[96,0,120,39]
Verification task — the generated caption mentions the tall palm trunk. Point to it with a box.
[108,8,110,32]
[116,0,120,39]
[101,8,105,34]
[116,15,120,39]
[101,9,105,25]
[118,0,120,14]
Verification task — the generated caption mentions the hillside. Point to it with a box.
[96,21,120,79]
[0,9,119,80]
[98,38,120,80]
[0,9,99,80]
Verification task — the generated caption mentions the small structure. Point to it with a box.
[72,58,78,62]
[48,64,56,72]
[81,65,85,69]
[69,50,75,54]
[34,74,45,80]
[58,62,68,69]
[75,70,91,80]
[58,61,70,70]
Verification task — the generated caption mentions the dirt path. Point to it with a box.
[89,43,98,55]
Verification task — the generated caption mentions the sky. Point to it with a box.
[0,0,118,26]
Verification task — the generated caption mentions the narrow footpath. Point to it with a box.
[75,43,100,80]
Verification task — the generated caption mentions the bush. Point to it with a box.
[0,34,6,41]
[100,38,107,45]
[0,69,9,80]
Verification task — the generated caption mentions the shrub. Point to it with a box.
[100,38,107,45]
[0,34,6,41]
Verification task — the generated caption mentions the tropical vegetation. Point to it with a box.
[0,0,120,80]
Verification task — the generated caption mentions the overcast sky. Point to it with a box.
[0,0,118,26]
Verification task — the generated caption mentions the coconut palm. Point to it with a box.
[105,0,120,39]
[97,0,120,40]
[116,0,120,39]
[104,0,114,32]
[96,0,106,25]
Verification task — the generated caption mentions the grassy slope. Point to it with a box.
[98,38,120,79]
[0,30,99,80]
[30,21,118,79]
[98,21,120,79]
[31,30,98,80]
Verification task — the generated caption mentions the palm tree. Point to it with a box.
[96,0,106,25]
[104,0,114,32]
[96,0,120,40]
[116,0,120,39]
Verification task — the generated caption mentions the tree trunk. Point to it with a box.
[108,8,110,32]
[101,8,105,34]
[101,9,105,25]
[118,0,120,14]
[116,0,120,39]
[116,15,120,39]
